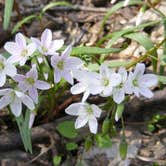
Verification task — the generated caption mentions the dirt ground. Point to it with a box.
[0,0,165,165]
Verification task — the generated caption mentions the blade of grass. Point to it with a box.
[3,0,14,30]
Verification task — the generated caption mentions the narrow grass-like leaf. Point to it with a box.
[98,20,160,47]
[101,0,144,31]
[3,0,14,30]
[71,46,123,55]
[42,1,71,14]
[124,32,158,72]
[12,15,36,34]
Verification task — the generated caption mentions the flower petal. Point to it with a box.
[54,70,62,83]
[65,57,83,70]
[62,45,72,59]
[0,88,12,96]
[5,63,17,77]
[41,29,52,48]
[70,83,86,94]
[0,95,11,109]
[48,39,64,54]
[27,43,36,56]
[91,104,102,118]
[88,117,98,134]
[139,87,154,98]
[65,103,83,116]
[82,90,90,102]
[62,72,74,85]
[35,80,50,90]
[4,42,20,55]
[113,89,125,104]
[110,73,121,87]
[75,115,88,129]
[0,72,6,87]
[26,66,38,80]
[133,63,145,78]
[21,94,35,110]
[13,74,26,82]
[10,97,22,117]
[29,87,38,104]
[139,74,158,88]
[15,33,26,49]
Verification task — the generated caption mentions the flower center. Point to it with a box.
[26,77,35,85]
[57,60,64,70]
[42,46,48,53]
[86,106,93,115]
[117,82,123,89]
[102,77,109,87]
[132,79,138,86]
[21,49,28,57]
[0,61,4,70]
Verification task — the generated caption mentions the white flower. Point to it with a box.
[0,88,35,117]
[124,0,130,7]
[31,28,64,56]
[13,66,51,104]
[65,102,102,134]
[71,70,102,102]
[4,33,36,66]
[0,54,17,87]
[51,45,83,85]
[98,64,121,97]
[125,63,158,98]
[112,68,128,104]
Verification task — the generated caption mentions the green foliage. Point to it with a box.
[95,134,112,148]
[124,32,158,72]
[53,155,62,166]
[102,118,110,134]
[12,15,36,34]
[16,110,32,153]
[71,46,123,56]
[3,0,14,30]
[119,137,128,160]
[158,75,166,84]
[115,104,124,122]
[56,120,78,139]
[101,0,144,30]
[84,136,93,151]
[42,1,71,14]
[66,142,78,151]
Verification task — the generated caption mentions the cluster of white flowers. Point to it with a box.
[66,63,158,134]
[0,28,158,134]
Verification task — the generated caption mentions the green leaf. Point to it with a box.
[119,139,128,160]
[56,120,78,139]
[3,0,14,30]
[16,110,32,153]
[115,104,124,122]
[53,155,62,166]
[12,15,36,34]
[98,21,160,47]
[42,1,71,14]
[84,136,93,151]
[124,32,158,72]
[101,0,144,30]
[147,124,155,132]
[157,75,166,84]
[71,46,123,56]
[95,134,112,148]
[102,118,110,134]
[66,142,78,151]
